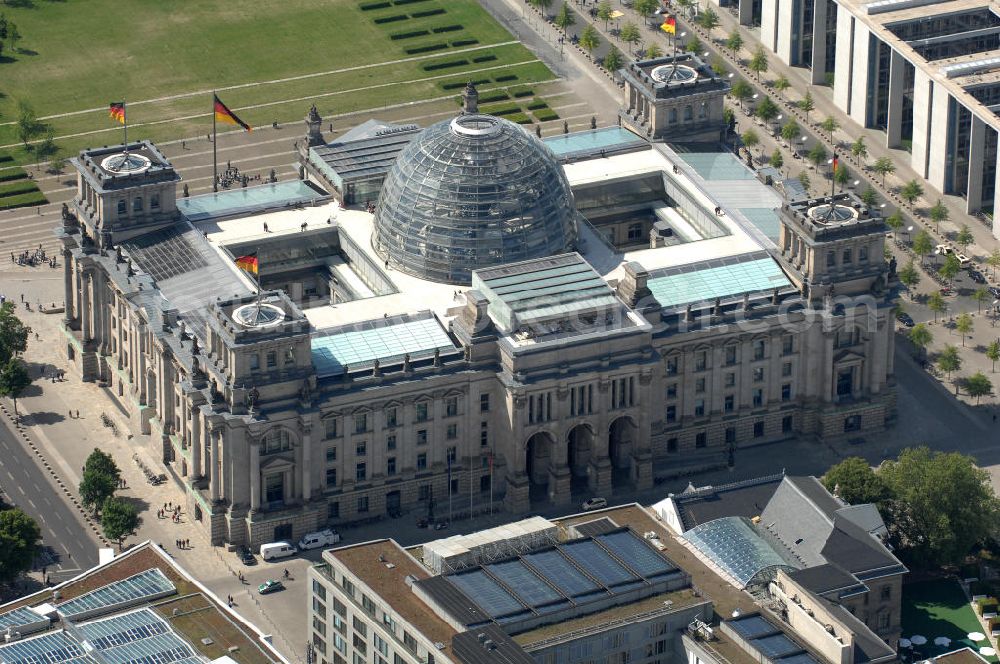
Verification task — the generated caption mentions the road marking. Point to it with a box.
[27,499,35,508]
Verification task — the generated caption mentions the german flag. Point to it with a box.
[214,94,252,132]
[109,102,126,125]
[235,253,259,275]
[831,153,839,175]
[660,16,676,34]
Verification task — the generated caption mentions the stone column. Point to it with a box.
[301,427,312,502]
[210,428,221,501]
[81,271,92,341]
[63,250,75,325]
[848,23,872,126]
[967,115,987,214]
[191,408,202,479]
[832,11,854,112]
[926,83,951,192]
[910,69,933,180]
[739,0,753,26]
[886,50,906,148]
[249,442,260,511]
[810,0,828,85]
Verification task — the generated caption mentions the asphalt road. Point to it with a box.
[0,416,99,580]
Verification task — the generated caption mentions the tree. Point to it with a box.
[0,301,30,365]
[619,21,639,47]
[101,497,140,551]
[798,90,815,120]
[898,260,919,291]
[885,210,903,234]
[741,129,759,152]
[748,46,768,82]
[633,0,659,17]
[851,136,868,164]
[955,312,973,347]
[773,75,790,95]
[908,323,932,358]
[597,0,614,28]
[0,358,30,424]
[725,30,743,57]
[674,0,694,16]
[684,36,703,54]
[912,230,934,264]
[900,179,924,209]
[696,7,720,32]
[819,116,839,142]
[780,119,799,143]
[807,143,827,169]
[880,447,1000,567]
[603,47,623,72]
[964,372,993,404]
[834,164,850,191]
[938,253,960,282]
[16,101,40,149]
[798,170,811,192]
[860,186,878,208]
[730,80,753,108]
[770,149,783,171]
[755,96,779,124]
[84,448,122,486]
[579,25,601,58]
[988,248,1000,280]
[986,340,1000,372]
[872,156,895,186]
[555,3,576,32]
[955,224,973,252]
[710,56,727,75]
[822,457,889,505]
[0,508,41,586]
[927,290,947,322]
[975,287,991,314]
[645,43,663,59]
[80,469,117,515]
[937,344,961,380]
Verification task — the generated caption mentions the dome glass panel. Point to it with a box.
[373,114,577,284]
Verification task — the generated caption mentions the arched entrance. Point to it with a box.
[567,424,594,494]
[609,416,637,488]
[525,432,555,502]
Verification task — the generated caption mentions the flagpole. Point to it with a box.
[123,100,128,155]
[255,246,262,316]
[212,92,218,193]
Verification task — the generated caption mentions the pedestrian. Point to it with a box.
[76,410,79,418]
[182,140,186,150]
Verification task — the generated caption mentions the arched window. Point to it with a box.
[683,105,693,121]
[262,428,293,454]
[117,200,127,215]
[133,197,143,212]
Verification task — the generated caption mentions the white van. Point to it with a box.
[298,529,341,551]
[259,541,296,561]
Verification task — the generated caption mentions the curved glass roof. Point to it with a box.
[373,114,577,285]
[682,516,795,588]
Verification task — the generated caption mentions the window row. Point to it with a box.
[324,395,477,439]
[664,335,796,375]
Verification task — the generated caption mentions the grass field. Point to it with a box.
[902,579,998,662]
[0,0,553,164]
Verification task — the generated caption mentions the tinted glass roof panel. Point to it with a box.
[57,569,175,618]
[448,569,525,618]
[561,540,638,588]
[596,530,676,579]
[522,549,602,597]
[727,615,782,640]
[486,560,564,607]
[752,633,805,659]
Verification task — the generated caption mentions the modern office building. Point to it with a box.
[0,541,287,664]
[722,0,1000,232]
[306,502,898,664]
[58,82,896,548]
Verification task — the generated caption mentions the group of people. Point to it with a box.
[159,501,183,523]
[175,538,191,549]
[11,246,56,268]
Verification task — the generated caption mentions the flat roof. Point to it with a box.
[177,181,327,222]
[542,127,648,160]
[646,252,792,310]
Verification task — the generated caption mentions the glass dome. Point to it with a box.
[372,114,577,285]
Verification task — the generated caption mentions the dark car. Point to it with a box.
[896,312,915,328]
[970,270,987,284]
[990,286,1000,299]
[237,546,256,566]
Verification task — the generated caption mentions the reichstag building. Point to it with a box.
[60,66,896,547]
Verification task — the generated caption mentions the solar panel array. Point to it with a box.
[0,607,45,632]
[0,630,89,664]
[444,529,679,621]
[78,609,201,664]
[57,569,176,619]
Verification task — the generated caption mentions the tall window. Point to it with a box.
[415,402,429,422]
[262,428,292,454]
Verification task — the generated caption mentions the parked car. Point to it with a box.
[581,497,608,511]
[259,541,296,561]
[896,312,915,328]
[298,529,341,551]
[236,546,256,566]
[990,286,1000,299]
[970,270,987,284]
[258,580,284,595]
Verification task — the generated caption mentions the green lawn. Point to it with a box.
[0,0,552,162]
[902,579,997,662]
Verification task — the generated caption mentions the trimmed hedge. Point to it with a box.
[411,8,445,17]
[393,0,430,5]
[0,154,13,164]
[526,100,549,110]
[451,38,478,47]
[511,87,534,98]
[405,43,448,54]
[431,24,463,33]
[494,74,518,82]
[0,167,28,183]
[472,54,497,63]
[390,29,430,39]
[534,109,560,122]
[360,1,392,9]
[374,14,407,23]
[0,190,47,210]
[506,113,533,124]
[422,58,468,71]
[480,92,510,103]
[483,104,521,116]
[0,180,39,197]
[441,77,489,90]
